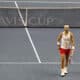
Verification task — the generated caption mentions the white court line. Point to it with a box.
[16,1,80,3]
[1,1,80,3]
[24,8,41,63]
[0,1,80,9]
[0,6,80,9]
[14,1,41,63]
[0,62,60,64]
[0,62,79,64]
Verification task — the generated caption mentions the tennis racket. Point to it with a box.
[69,49,74,64]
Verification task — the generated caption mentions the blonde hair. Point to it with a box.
[64,25,69,28]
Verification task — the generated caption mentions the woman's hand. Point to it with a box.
[70,49,75,57]
[57,45,60,50]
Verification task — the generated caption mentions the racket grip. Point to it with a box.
[69,58,71,64]
[70,49,74,57]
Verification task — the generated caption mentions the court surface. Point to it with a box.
[0,1,80,80]
[0,28,80,80]
[0,64,80,80]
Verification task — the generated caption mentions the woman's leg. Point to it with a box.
[64,50,71,74]
[61,54,65,69]
[65,53,70,67]
[60,53,66,76]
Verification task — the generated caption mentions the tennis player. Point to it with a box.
[57,25,75,77]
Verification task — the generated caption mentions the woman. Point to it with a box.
[57,25,75,77]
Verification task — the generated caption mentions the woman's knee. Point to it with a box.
[61,54,65,61]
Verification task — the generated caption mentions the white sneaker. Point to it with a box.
[61,69,65,77]
[64,67,68,74]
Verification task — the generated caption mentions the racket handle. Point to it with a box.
[69,58,71,64]
[70,49,75,57]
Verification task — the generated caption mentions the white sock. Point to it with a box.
[61,69,65,76]
[64,67,68,73]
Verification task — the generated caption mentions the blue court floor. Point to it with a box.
[0,28,79,80]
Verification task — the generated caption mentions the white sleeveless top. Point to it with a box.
[61,32,71,49]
